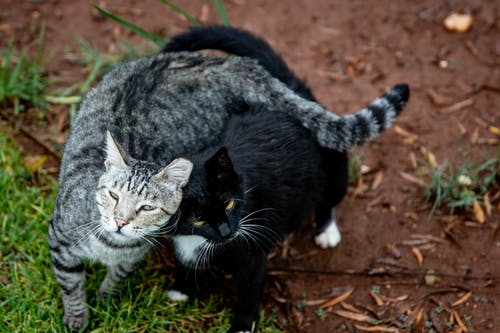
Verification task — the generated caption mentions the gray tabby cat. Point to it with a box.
[49,51,407,330]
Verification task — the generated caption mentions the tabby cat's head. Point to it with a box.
[96,131,192,242]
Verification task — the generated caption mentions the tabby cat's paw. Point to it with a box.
[63,311,89,331]
[167,289,189,301]
[314,221,341,248]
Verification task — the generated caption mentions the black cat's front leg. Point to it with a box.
[230,252,267,333]
[167,263,196,301]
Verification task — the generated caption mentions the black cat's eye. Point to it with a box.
[225,200,235,211]
[140,205,156,211]
[109,190,119,201]
[194,220,206,226]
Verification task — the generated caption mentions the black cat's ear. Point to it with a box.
[205,147,239,193]
[212,147,233,171]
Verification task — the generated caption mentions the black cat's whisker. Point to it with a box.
[243,185,257,194]
[238,217,268,225]
[238,207,275,224]
[239,224,279,250]
[238,228,267,254]
[242,222,280,240]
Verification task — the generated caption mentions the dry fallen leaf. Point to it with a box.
[420,147,437,167]
[452,291,473,307]
[354,324,400,332]
[444,12,473,32]
[393,125,418,144]
[483,194,492,216]
[411,246,424,267]
[452,310,468,332]
[333,310,374,323]
[399,171,425,187]
[409,152,417,169]
[304,298,328,307]
[341,302,362,313]
[454,117,467,135]
[440,98,474,113]
[472,200,485,223]
[24,155,48,173]
[470,128,479,144]
[320,288,354,309]
[371,171,384,190]
[369,291,384,306]
[199,4,209,23]
[489,126,500,136]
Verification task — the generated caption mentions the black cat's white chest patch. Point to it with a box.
[172,235,207,265]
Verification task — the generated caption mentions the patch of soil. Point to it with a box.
[2,0,498,332]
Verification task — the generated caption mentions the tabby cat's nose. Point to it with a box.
[114,217,128,228]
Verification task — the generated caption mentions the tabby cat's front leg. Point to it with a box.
[49,247,88,330]
[230,252,267,333]
[98,261,140,300]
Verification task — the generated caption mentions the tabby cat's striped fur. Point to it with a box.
[50,43,408,330]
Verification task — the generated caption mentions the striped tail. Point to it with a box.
[317,84,410,151]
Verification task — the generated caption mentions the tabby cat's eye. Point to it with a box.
[225,200,234,211]
[140,205,156,211]
[109,190,119,200]
[194,220,206,226]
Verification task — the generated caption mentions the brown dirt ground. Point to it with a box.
[1,0,499,332]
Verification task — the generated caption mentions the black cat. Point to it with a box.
[163,26,409,332]
[164,25,347,249]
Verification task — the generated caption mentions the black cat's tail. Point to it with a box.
[162,25,316,101]
[315,83,410,151]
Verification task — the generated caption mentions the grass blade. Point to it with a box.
[158,0,202,26]
[92,4,166,46]
[214,0,231,26]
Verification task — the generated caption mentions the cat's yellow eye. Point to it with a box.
[194,220,206,226]
[225,200,234,211]
[140,205,156,211]
[109,190,119,200]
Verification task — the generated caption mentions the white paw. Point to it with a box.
[314,221,341,248]
[167,290,189,302]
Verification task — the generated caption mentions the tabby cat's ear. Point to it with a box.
[154,158,193,188]
[104,130,129,171]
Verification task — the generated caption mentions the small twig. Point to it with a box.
[0,111,61,161]
[465,84,500,98]
[267,266,499,281]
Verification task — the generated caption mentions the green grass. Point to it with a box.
[0,130,282,332]
[0,32,48,114]
[48,37,157,121]
[92,0,230,46]
[348,150,364,185]
[419,154,499,214]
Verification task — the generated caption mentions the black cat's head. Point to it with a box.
[178,147,244,243]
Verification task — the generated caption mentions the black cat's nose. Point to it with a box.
[218,222,232,238]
